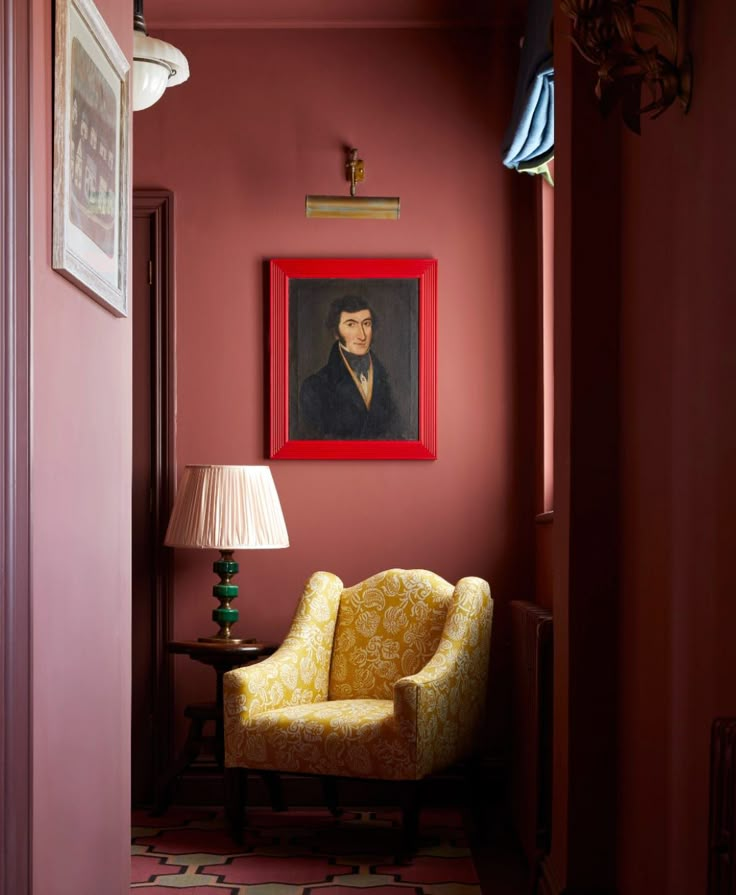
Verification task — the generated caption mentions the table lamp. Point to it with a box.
[164,465,289,643]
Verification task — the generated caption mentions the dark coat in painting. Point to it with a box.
[299,342,402,440]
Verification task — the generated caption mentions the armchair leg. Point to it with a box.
[398,779,422,860]
[261,770,286,812]
[322,775,342,817]
[461,754,487,838]
[224,767,247,846]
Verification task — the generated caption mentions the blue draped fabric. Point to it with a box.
[502,0,554,173]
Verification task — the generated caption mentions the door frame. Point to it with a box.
[0,0,32,890]
[132,189,176,796]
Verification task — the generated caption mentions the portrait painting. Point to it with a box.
[52,0,130,316]
[269,258,437,460]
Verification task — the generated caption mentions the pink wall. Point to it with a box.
[133,26,537,750]
[31,0,132,891]
[617,1,736,891]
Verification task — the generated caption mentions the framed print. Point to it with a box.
[52,0,130,316]
[270,258,437,460]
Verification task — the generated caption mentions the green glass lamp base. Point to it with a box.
[197,550,244,642]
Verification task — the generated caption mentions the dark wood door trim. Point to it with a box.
[0,0,32,890]
[133,189,176,795]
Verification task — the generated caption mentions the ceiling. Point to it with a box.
[144,0,523,30]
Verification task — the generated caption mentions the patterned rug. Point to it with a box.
[131,805,481,894]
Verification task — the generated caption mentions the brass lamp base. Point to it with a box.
[197,634,257,644]
[197,634,246,644]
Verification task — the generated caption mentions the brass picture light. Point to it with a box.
[305,148,400,220]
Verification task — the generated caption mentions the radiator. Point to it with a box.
[509,600,553,867]
[709,717,736,895]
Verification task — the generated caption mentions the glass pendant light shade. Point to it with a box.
[132,27,190,112]
[133,34,167,111]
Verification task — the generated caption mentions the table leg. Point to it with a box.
[151,707,209,815]
[215,667,225,768]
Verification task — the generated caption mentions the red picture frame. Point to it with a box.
[269,258,437,460]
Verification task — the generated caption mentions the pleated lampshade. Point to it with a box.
[165,465,289,550]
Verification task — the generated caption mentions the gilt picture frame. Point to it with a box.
[52,0,130,317]
[269,258,437,460]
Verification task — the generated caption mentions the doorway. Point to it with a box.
[131,189,175,806]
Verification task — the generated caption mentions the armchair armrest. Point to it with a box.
[223,571,343,720]
[394,576,493,776]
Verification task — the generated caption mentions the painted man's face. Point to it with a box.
[337,309,373,356]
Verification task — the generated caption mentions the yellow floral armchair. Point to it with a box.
[223,568,493,848]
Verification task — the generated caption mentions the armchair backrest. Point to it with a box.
[328,569,454,700]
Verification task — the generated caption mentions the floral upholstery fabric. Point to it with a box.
[224,569,493,782]
[328,569,453,700]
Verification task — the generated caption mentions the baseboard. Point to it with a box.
[172,758,507,810]
[175,771,322,808]
[186,774,412,808]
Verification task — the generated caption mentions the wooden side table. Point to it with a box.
[152,639,277,814]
